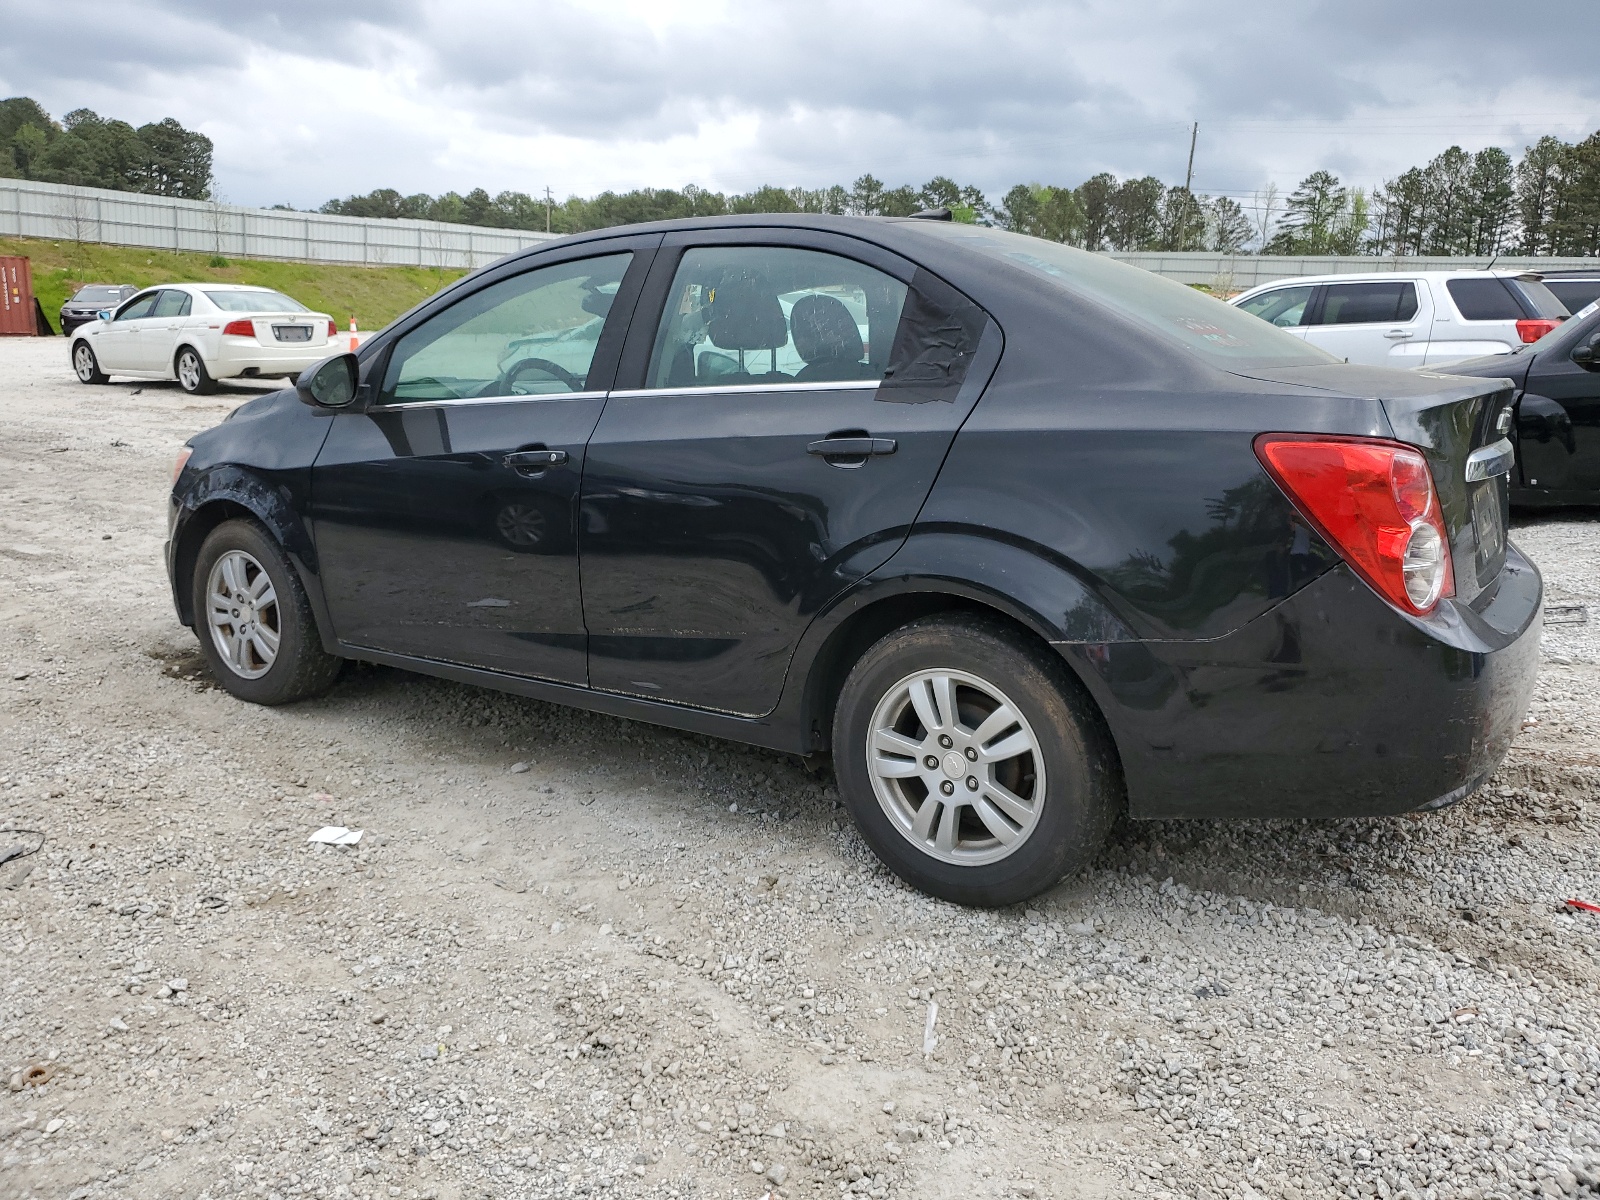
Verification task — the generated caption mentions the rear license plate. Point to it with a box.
[273,325,312,343]
[1472,481,1504,563]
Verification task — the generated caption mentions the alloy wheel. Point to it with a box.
[866,668,1046,866]
[177,351,201,392]
[74,344,96,382]
[205,550,280,679]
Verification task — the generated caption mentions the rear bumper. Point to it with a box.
[1062,543,1542,819]
[210,342,333,379]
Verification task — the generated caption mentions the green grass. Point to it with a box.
[1,236,469,333]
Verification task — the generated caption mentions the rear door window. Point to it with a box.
[645,246,909,389]
[152,290,192,319]
[1237,285,1315,328]
[1315,282,1419,326]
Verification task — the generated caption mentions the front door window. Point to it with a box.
[380,255,630,403]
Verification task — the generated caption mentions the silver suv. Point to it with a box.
[1230,270,1570,369]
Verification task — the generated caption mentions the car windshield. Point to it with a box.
[73,286,129,304]
[204,290,308,313]
[914,225,1334,368]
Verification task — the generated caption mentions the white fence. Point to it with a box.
[0,177,556,269]
[1110,251,1598,292]
[3,177,1595,283]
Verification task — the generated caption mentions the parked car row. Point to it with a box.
[67,283,337,394]
[1230,269,1570,368]
[1230,269,1600,508]
[164,214,1540,907]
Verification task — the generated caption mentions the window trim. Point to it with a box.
[609,379,882,401]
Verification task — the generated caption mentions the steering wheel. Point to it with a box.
[501,357,584,395]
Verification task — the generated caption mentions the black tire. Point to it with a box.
[832,615,1121,907]
[175,345,217,395]
[72,340,108,384]
[190,519,342,705]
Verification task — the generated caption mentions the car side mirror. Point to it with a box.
[296,353,360,409]
[1572,336,1600,369]
[97,310,110,321]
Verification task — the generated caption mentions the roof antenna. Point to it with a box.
[1483,254,1499,272]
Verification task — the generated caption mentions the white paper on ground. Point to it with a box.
[308,826,363,846]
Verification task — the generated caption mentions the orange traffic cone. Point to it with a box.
[348,317,358,353]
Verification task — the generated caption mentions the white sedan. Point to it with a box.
[69,283,337,394]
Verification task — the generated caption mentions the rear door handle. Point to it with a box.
[806,437,897,458]
[503,449,568,470]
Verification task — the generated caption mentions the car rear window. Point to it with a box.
[204,290,308,313]
[1316,281,1419,326]
[1507,278,1570,319]
[1446,277,1566,322]
[1544,279,1600,313]
[919,226,1331,368]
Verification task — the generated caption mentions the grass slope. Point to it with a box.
[1,236,468,334]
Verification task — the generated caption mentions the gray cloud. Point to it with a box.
[1,0,1596,208]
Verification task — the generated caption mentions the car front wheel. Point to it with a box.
[72,341,107,384]
[175,346,216,395]
[191,519,342,704]
[832,615,1121,906]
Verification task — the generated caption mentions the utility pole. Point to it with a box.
[544,186,553,233]
[1184,122,1198,192]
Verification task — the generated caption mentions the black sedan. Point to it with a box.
[59,282,135,335]
[165,215,1541,906]
[1434,300,1600,506]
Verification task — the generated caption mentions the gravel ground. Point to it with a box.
[2,334,1598,1200]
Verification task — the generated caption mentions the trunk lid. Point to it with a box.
[1232,363,1516,605]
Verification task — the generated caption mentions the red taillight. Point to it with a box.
[222,318,256,338]
[327,319,337,338]
[1516,318,1560,343]
[1254,434,1454,616]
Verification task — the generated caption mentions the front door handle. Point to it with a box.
[806,437,897,458]
[503,448,568,471]
[1383,329,1411,340]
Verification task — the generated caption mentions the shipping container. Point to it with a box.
[0,256,38,336]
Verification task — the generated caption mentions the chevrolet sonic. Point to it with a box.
[165,214,1542,906]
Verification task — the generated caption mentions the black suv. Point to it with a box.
[59,283,135,335]
[166,215,1541,905]
[1537,269,1600,316]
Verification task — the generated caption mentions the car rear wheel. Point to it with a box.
[176,346,216,395]
[832,615,1121,906]
[191,519,342,704]
[72,341,107,384]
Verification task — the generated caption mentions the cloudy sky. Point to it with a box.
[3,0,1598,212]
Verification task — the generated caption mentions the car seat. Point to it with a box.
[790,294,874,383]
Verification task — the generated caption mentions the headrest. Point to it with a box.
[790,294,864,364]
[706,271,788,351]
